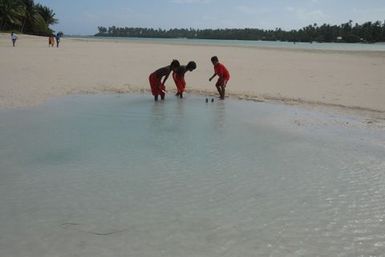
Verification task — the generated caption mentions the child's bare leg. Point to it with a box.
[217,85,224,99]
[221,86,225,99]
[216,85,222,97]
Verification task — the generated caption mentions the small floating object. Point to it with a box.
[211,98,214,102]
[205,98,208,103]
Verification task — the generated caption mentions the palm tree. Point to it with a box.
[35,3,58,26]
[20,0,42,33]
[1,0,58,35]
[0,0,25,30]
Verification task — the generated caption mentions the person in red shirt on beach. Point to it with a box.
[209,56,230,100]
[172,61,197,98]
[149,60,180,101]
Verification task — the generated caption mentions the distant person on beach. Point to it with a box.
[11,32,17,47]
[55,32,63,48]
[48,34,55,47]
[149,60,180,101]
[209,56,230,100]
[172,61,197,98]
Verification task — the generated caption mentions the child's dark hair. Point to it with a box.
[187,61,197,70]
[170,59,180,69]
[211,56,218,63]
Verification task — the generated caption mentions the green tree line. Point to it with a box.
[96,20,385,43]
[0,0,58,35]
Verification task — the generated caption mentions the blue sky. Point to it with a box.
[37,0,385,35]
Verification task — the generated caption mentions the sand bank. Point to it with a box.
[1,34,384,117]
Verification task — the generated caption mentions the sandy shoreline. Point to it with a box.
[1,33,384,119]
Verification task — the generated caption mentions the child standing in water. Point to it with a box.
[149,60,180,101]
[172,61,197,98]
[209,56,230,100]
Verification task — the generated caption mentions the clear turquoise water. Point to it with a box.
[0,94,384,257]
[91,36,385,51]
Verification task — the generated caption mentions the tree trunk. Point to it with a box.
[21,18,26,33]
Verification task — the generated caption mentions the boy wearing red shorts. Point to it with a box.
[209,56,230,100]
[172,61,197,98]
[149,60,180,101]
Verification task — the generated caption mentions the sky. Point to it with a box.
[37,0,385,35]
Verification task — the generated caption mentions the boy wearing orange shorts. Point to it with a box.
[149,60,180,101]
[172,61,196,98]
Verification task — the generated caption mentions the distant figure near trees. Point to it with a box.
[172,61,197,98]
[209,56,230,100]
[55,32,63,47]
[10,32,17,47]
[149,60,180,101]
[48,34,55,47]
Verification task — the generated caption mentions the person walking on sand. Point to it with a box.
[172,61,197,98]
[55,32,63,48]
[48,34,55,47]
[149,60,180,101]
[11,32,17,47]
[209,56,230,100]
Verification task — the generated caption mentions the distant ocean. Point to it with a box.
[85,36,385,51]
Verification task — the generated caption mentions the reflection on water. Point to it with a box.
[213,99,226,130]
[0,94,384,257]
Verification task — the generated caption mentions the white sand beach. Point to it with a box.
[1,33,385,117]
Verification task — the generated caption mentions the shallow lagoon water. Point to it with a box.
[0,94,384,257]
[91,36,385,52]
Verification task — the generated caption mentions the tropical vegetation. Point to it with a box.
[96,20,385,43]
[0,0,58,35]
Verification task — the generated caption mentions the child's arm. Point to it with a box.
[161,67,173,85]
[161,74,170,85]
[209,73,217,81]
